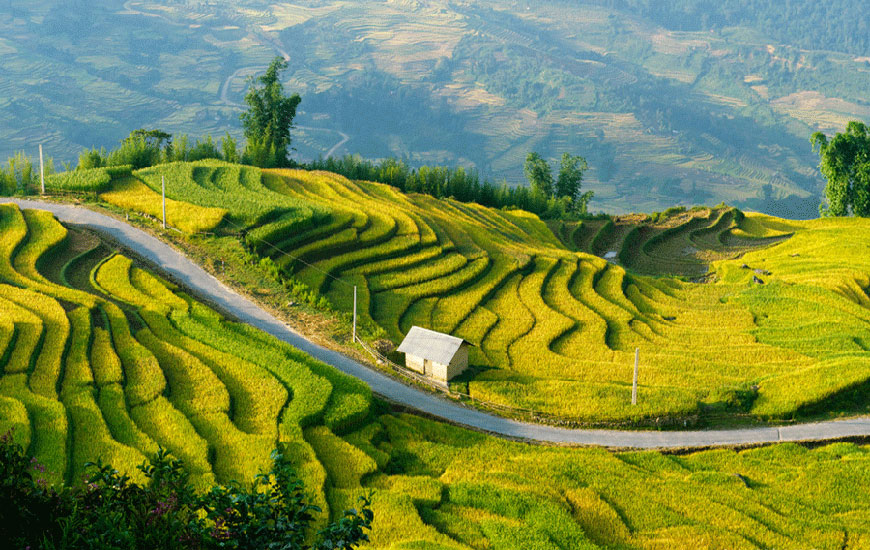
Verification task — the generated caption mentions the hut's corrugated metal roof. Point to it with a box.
[397,326,468,365]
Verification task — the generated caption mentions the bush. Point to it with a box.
[107,135,162,169]
[78,147,107,169]
[0,434,373,550]
[0,152,54,194]
[0,431,66,545]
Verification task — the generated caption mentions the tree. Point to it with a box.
[524,152,553,197]
[0,433,373,549]
[221,132,239,163]
[241,57,302,168]
[105,129,171,169]
[556,152,592,213]
[812,121,870,216]
[131,128,173,152]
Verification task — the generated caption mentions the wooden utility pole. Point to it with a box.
[39,144,45,195]
[352,285,357,343]
[161,175,166,229]
[632,348,639,405]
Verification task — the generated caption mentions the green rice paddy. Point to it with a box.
[1,200,870,548]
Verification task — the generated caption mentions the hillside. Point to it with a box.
[3,201,870,547]
[87,161,870,426]
[7,1,870,216]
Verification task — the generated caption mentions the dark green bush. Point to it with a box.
[0,432,372,550]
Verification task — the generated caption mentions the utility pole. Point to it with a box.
[39,144,45,195]
[161,175,166,229]
[632,348,639,405]
[352,285,357,343]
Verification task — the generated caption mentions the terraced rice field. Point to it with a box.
[3,202,870,548]
[105,161,870,424]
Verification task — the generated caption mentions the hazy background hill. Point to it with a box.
[3,0,870,217]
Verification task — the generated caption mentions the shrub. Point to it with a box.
[0,437,373,549]
[0,152,54,194]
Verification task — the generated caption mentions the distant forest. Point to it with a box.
[586,0,870,56]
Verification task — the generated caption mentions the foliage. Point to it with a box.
[76,130,240,173]
[107,133,164,170]
[240,57,302,168]
[812,121,870,216]
[525,151,593,215]
[78,147,108,170]
[590,0,870,56]
[307,154,591,220]
[0,151,55,194]
[556,153,593,215]
[167,135,224,163]
[221,133,239,164]
[0,430,65,546]
[523,152,554,198]
[0,437,372,550]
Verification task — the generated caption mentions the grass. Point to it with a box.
[3,202,870,546]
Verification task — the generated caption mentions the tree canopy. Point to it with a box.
[812,121,870,217]
[523,152,554,198]
[524,151,592,214]
[556,152,593,214]
[240,57,302,168]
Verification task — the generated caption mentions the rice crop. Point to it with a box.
[45,166,126,194]
[2,202,870,546]
[135,161,319,227]
[99,176,227,233]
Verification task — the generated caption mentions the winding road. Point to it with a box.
[5,198,870,449]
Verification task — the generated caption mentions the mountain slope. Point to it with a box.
[128,161,870,424]
[7,1,870,216]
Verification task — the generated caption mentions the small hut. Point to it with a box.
[396,326,471,383]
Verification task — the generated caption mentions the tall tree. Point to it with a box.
[240,57,301,168]
[556,152,592,212]
[524,152,553,197]
[812,121,870,216]
[130,128,172,152]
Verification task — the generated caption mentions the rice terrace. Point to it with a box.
[2,157,870,547]
[4,0,870,547]
[117,161,870,425]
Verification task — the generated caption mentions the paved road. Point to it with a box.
[6,198,870,449]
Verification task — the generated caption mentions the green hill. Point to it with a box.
[120,161,870,425]
[3,201,870,547]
